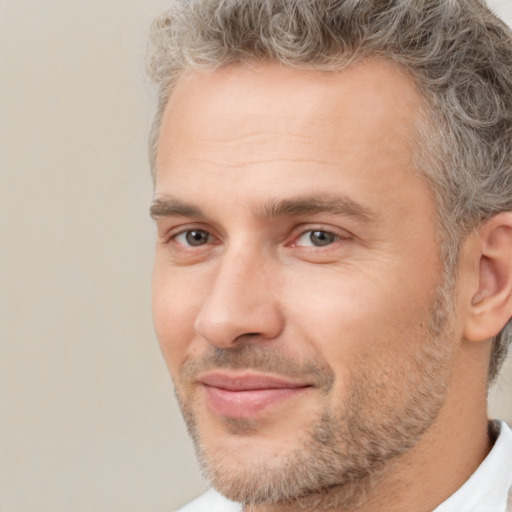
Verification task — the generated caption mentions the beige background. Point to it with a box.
[1,1,511,511]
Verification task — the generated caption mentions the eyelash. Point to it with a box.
[291,229,345,248]
[173,229,217,247]
[166,225,348,250]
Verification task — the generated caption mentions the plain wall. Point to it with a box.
[1,1,511,511]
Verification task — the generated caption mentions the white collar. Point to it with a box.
[434,420,512,512]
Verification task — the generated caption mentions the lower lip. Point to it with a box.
[203,385,308,418]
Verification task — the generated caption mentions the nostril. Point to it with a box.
[234,332,261,342]
[195,297,284,348]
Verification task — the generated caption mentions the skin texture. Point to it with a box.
[152,61,499,511]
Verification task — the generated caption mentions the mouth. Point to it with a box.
[198,371,312,418]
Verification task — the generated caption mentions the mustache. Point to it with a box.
[180,345,335,393]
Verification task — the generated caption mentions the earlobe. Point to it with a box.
[464,213,512,342]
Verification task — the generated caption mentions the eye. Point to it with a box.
[294,230,339,247]
[174,229,213,247]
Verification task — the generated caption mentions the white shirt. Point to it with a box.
[433,420,512,512]
[176,421,512,512]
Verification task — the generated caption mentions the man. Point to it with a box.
[147,1,512,511]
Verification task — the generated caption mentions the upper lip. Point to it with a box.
[198,371,311,391]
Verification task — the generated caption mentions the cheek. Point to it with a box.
[284,279,439,415]
[152,264,202,376]
[283,264,438,372]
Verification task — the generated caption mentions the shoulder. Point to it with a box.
[176,489,241,512]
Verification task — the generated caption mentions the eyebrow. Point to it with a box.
[150,197,205,219]
[260,194,379,223]
[150,193,378,223]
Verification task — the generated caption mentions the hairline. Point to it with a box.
[145,0,512,381]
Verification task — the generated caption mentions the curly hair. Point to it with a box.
[146,0,512,382]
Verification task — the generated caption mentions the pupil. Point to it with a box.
[310,231,334,246]
[186,230,208,246]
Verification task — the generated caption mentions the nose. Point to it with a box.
[194,249,284,349]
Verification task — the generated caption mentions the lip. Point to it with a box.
[198,372,311,418]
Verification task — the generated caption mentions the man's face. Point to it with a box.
[152,61,460,505]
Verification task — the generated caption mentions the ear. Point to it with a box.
[464,212,512,342]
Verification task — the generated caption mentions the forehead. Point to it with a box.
[155,60,426,211]
[157,60,422,161]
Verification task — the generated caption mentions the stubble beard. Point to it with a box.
[173,282,456,510]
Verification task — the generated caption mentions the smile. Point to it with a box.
[198,372,312,418]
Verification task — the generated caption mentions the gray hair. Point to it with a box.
[146,0,512,382]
